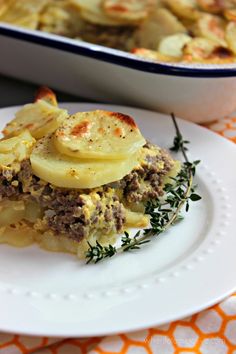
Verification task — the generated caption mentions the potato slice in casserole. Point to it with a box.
[163,0,200,20]
[193,13,227,46]
[198,0,236,14]
[224,8,236,21]
[0,130,35,166]
[158,33,192,57]
[30,134,140,188]
[182,37,231,61]
[132,8,187,50]
[102,0,154,22]
[54,110,146,160]
[3,99,68,139]
[0,0,48,29]
[0,129,34,153]
[71,0,131,26]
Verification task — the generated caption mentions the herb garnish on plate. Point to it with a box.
[86,114,201,264]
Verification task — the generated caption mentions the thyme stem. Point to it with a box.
[171,113,189,163]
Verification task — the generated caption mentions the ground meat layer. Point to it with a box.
[79,23,136,51]
[0,143,174,242]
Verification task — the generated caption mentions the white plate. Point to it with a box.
[0,103,235,337]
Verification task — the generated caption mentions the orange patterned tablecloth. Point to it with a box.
[1,116,236,354]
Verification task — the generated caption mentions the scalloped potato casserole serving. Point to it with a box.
[0,88,180,259]
[1,0,236,64]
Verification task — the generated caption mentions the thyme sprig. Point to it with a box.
[85,114,201,264]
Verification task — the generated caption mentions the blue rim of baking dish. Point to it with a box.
[1,24,236,78]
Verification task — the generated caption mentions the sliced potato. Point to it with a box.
[0,0,48,29]
[102,0,154,22]
[163,0,200,20]
[34,230,80,254]
[39,0,84,37]
[30,134,140,189]
[71,0,131,25]
[24,200,42,223]
[226,21,236,54]
[194,13,227,46]
[158,33,192,57]
[0,0,11,17]
[0,130,35,166]
[0,200,25,227]
[199,0,236,13]
[0,152,16,166]
[13,130,36,161]
[54,110,146,160]
[183,36,234,62]
[0,135,20,153]
[125,209,149,227]
[133,8,187,50]
[0,222,35,247]
[183,36,216,59]
[0,129,33,153]
[35,86,58,106]
[197,0,225,14]
[224,8,236,21]
[3,100,68,139]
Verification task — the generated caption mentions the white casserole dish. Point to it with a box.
[1,23,236,123]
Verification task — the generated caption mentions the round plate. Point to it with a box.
[0,103,235,337]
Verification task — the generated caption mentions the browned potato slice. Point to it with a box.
[183,37,218,60]
[35,86,58,107]
[194,13,227,46]
[183,37,234,62]
[201,0,236,12]
[54,110,146,159]
[197,0,225,14]
[0,0,48,29]
[163,0,200,20]
[133,8,187,50]
[102,0,154,22]
[224,8,236,20]
[3,100,68,139]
